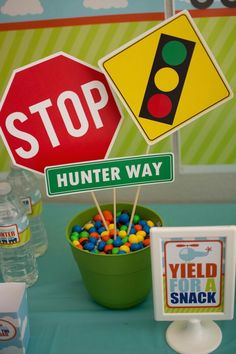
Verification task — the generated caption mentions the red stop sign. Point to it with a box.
[0,52,122,174]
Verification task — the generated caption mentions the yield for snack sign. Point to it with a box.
[0,52,122,174]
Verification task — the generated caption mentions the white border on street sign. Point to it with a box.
[0,51,123,175]
[44,152,175,197]
[98,10,233,145]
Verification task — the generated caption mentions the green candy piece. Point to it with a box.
[112,247,119,254]
[70,232,79,241]
[79,230,90,238]
[120,225,128,231]
[106,239,113,245]
[133,214,140,224]
[122,236,129,244]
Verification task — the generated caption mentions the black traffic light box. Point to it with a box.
[139,34,196,125]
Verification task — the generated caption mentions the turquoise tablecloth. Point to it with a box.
[18,203,236,353]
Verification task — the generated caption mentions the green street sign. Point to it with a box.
[45,153,174,196]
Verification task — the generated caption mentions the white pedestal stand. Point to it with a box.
[166,319,222,354]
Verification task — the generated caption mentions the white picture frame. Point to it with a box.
[150,226,236,321]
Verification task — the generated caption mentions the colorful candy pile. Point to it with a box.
[69,209,156,255]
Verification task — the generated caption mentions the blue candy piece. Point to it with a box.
[113,236,122,247]
[97,240,106,251]
[94,221,102,229]
[98,227,106,234]
[139,220,147,227]
[117,250,127,254]
[89,236,98,244]
[72,224,82,233]
[88,227,96,234]
[143,225,150,234]
[129,227,136,235]
[83,242,95,251]
[118,213,130,224]
[126,222,134,227]
[138,242,144,249]
[130,243,141,252]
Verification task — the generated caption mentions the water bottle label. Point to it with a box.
[0,216,31,248]
[0,226,31,248]
[21,198,42,218]
[0,224,20,244]
[21,191,42,218]
[21,197,33,214]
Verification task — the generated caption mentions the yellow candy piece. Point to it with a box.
[136,234,144,242]
[136,230,146,238]
[101,230,110,237]
[84,223,94,230]
[72,240,80,246]
[120,245,130,253]
[118,230,127,238]
[129,234,139,244]
[147,220,154,227]
[108,223,115,230]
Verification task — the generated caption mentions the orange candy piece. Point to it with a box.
[104,244,113,253]
[90,232,99,239]
[93,214,102,222]
[109,229,118,237]
[79,237,88,244]
[134,224,142,232]
[102,210,113,222]
[75,244,83,249]
[102,235,110,242]
[143,238,150,247]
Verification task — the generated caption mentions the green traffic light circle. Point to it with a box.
[162,40,187,66]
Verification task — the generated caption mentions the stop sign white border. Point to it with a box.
[0,51,123,174]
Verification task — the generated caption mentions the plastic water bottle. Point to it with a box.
[0,181,38,287]
[7,166,48,257]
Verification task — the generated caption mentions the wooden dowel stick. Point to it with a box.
[127,185,141,235]
[91,191,109,231]
[113,188,117,240]
[127,2,175,235]
[127,145,151,234]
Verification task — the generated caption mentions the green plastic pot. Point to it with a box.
[66,203,163,309]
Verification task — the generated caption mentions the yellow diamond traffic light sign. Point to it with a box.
[99,11,233,145]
